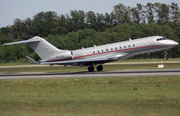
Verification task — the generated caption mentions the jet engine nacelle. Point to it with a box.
[45,50,72,62]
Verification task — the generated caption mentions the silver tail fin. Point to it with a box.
[26,56,38,64]
[4,36,63,59]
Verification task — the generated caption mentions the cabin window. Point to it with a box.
[93,51,95,54]
[102,50,104,52]
[111,48,113,51]
[133,44,135,47]
[115,47,117,50]
[157,38,162,41]
[97,50,99,53]
[128,45,130,48]
[106,49,108,52]
[120,47,121,49]
[124,46,126,48]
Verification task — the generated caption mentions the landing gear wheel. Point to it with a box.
[97,65,103,71]
[88,66,94,72]
[164,57,168,60]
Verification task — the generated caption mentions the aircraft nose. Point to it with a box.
[168,40,179,46]
[174,41,179,46]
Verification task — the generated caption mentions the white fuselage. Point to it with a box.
[44,36,178,66]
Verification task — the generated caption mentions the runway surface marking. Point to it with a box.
[0,69,180,80]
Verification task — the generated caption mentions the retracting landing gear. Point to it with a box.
[97,65,103,71]
[164,50,168,60]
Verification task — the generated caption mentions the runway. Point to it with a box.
[0,61,180,68]
[0,69,180,80]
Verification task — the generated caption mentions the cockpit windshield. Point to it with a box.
[156,38,167,41]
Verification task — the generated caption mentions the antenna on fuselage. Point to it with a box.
[82,47,84,49]
[94,45,96,47]
[129,38,131,41]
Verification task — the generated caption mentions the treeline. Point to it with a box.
[0,2,180,63]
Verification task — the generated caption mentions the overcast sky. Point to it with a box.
[0,0,180,28]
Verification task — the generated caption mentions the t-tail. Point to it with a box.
[4,36,72,63]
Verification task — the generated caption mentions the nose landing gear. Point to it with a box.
[164,50,168,60]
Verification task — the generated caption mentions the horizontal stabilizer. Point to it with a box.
[3,36,62,59]
[26,56,38,64]
[4,38,41,45]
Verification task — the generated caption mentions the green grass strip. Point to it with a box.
[0,76,180,116]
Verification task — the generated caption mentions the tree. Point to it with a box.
[131,7,141,24]
[154,3,170,25]
[32,11,59,37]
[96,13,105,31]
[58,14,68,35]
[24,18,34,38]
[104,12,111,26]
[113,4,131,24]
[77,10,86,30]
[109,12,117,26]
[86,11,97,30]
[70,10,86,31]
[145,3,155,23]
[170,2,180,25]
[10,18,27,39]
[136,3,146,24]
[66,14,74,32]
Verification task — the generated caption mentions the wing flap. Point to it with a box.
[40,57,108,65]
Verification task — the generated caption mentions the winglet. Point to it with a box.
[26,56,38,64]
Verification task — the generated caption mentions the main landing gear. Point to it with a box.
[164,50,168,60]
[97,65,103,71]
[88,65,103,72]
[88,66,94,72]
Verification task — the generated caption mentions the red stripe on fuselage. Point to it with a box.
[48,44,168,62]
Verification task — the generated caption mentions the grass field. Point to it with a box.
[0,76,180,116]
[0,59,180,115]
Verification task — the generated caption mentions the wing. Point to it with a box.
[41,57,108,65]
[40,53,130,65]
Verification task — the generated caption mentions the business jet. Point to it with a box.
[4,36,179,72]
